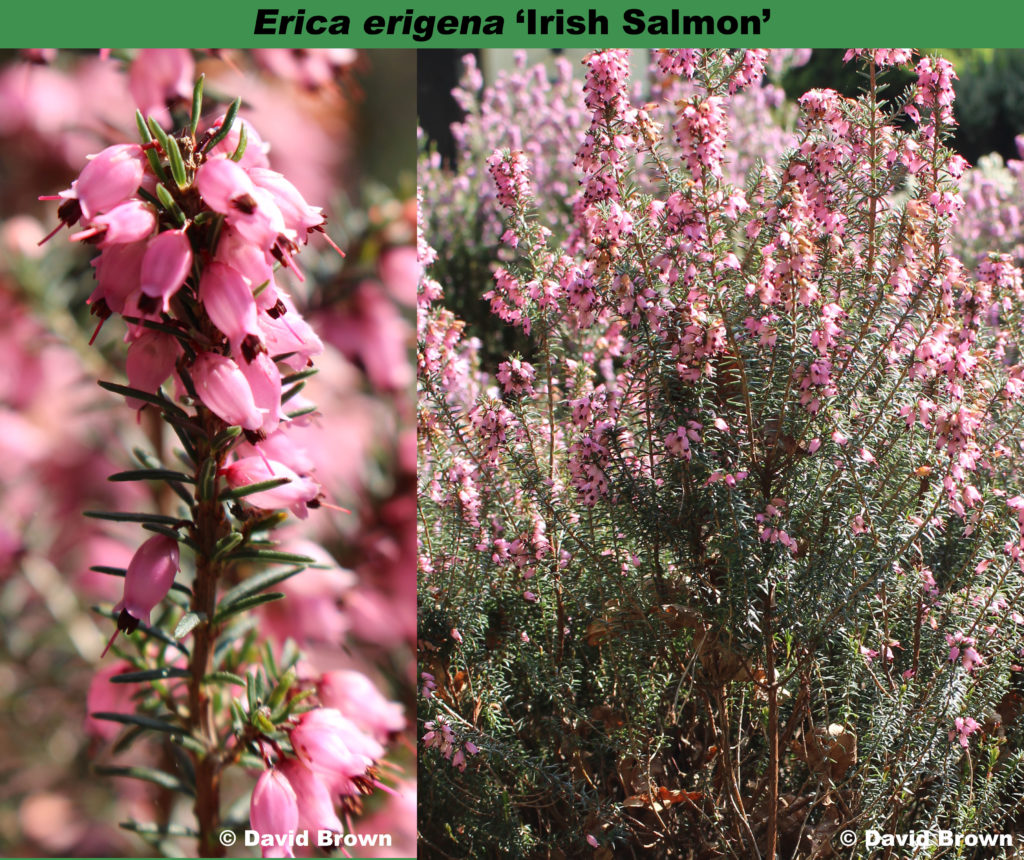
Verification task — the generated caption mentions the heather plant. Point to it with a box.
[420,50,808,372]
[31,70,407,857]
[419,49,1024,858]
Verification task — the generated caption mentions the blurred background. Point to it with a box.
[0,49,416,857]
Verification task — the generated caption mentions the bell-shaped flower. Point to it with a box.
[196,156,259,216]
[238,351,284,435]
[240,429,315,475]
[72,200,155,247]
[277,758,344,837]
[139,229,192,313]
[88,240,147,316]
[198,261,261,355]
[248,168,325,236]
[126,331,183,410]
[191,352,264,432]
[113,535,180,632]
[249,768,298,859]
[214,226,280,311]
[289,708,384,796]
[221,456,318,519]
[66,144,147,221]
[318,670,407,742]
[195,155,292,249]
[258,297,324,371]
[197,158,291,252]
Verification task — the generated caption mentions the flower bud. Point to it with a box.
[250,768,298,859]
[113,535,180,632]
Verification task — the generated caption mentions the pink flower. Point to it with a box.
[199,261,262,358]
[71,200,155,247]
[277,758,343,837]
[249,768,298,859]
[112,535,179,633]
[139,229,192,313]
[248,167,325,236]
[191,352,264,433]
[221,456,319,519]
[949,716,981,748]
[196,157,289,249]
[128,49,194,125]
[237,352,284,434]
[125,331,182,410]
[318,670,407,742]
[66,143,146,221]
[289,708,384,796]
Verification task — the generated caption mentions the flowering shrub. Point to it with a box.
[2,49,413,858]
[419,49,1024,857]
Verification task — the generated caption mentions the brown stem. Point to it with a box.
[189,414,230,857]
[764,583,779,860]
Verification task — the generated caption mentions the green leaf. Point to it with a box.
[147,115,171,151]
[220,477,292,500]
[140,523,198,552]
[268,666,296,714]
[165,136,189,191]
[84,510,184,527]
[281,367,318,385]
[198,457,218,501]
[286,405,318,420]
[174,612,205,639]
[189,74,205,137]
[212,425,243,449]
[91,711,182,735]
[110,666,191,684]
[226,549,316,565]
[204,97,241,151]
[169,732,207,755]
[109,469,196,484]
[205,671,246,687]
[213,532,244,559]
[136,110,169,183]
[213,592,285,623]
[230,121,248,162]
[154,182,187,227]
[218,566,303,613]
[280,381,305,404]
[253,709,277,734]
[96,765,194,795]
[98,379,186,416]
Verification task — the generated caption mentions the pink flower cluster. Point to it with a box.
[250,681,404,858]
[46,112,332,528]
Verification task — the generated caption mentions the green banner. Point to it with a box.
[0,0,1008,47]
